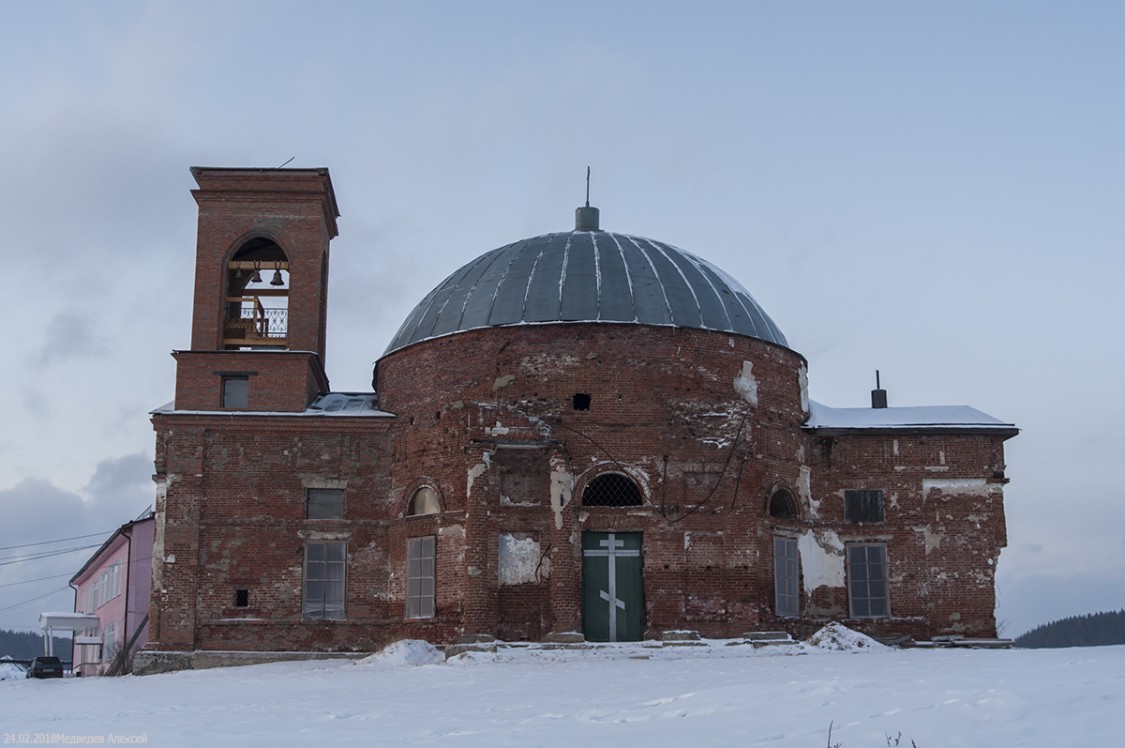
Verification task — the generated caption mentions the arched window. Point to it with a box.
[769,489,798,519]
[407,486,441,516]
[225,237,290,350]
[581,473,642,507]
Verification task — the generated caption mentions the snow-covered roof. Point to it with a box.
[805,400,1017,434]
[384,228,788,355]
[153,393,393,417]
[39,612,100,631]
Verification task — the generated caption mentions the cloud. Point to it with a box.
[30,310,114,368]
[82,453,154,513]
[0,455,153,631]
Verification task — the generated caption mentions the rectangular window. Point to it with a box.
[774,536,800,618]
[302,542,346,620]
[307,488,345,519]
[847,543,889,618]
[222,376,249,409]
[102,622,117,662]
[108,563,120,600]
[844,489,885,523]
[406,536,436,619]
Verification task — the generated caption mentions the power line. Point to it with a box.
[0,587,72,614]
[0,544,104,567]
[0,573,74,589]
[0,530,115,553]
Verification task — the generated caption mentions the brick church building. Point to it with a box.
[143,167,1016,661]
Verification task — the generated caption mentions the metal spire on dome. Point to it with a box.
[575,166,600,231]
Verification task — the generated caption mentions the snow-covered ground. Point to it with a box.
[3,634,1121,747]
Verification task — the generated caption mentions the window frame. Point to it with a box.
[844,489,885,524]
[221,376,249,409]
[102,622,117,662]
[407,486,441,517]
[405,536,436,619]
[302,541,347,621]
[769,489,798,519]
[773,535,800,618]
[846,542,890,619]
[581,472,643,507]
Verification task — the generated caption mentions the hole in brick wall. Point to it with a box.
[572,393,591,411]
[435,411,441,420]
[235,589,249,607]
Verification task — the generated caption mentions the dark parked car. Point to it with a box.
[25,656,63,679]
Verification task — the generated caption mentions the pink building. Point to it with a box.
[70,513,155,676]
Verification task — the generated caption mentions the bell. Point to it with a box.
[250,263,262,283]
[270,268,285,286]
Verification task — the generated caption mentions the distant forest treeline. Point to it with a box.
[1015,610,1125,649]
[0,629,71,660]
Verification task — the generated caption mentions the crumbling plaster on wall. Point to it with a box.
[921,477,991,499]
[466,454,492,500]
[498,533,550,586]
[549,459,574,530]
[733,360,759,407]
[797,528,845,594]
[797,363,809,414]
[797,465,815,517]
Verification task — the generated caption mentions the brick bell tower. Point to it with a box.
[172,167,340,412]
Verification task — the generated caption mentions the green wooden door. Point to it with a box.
[582,532,643,642]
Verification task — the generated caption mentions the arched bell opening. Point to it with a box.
[224,238,290,349]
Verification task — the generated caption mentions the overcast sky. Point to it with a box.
[1,1,1122,638]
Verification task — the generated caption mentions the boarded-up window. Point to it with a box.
[221,376,248,408]
[406,536,436,618]
[774,536,799,618]
[847,543,889,618]
[844,489,885,523]
[303,542,346,620]
[307,488,344,519]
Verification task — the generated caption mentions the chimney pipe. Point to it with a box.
[871,370,888,409]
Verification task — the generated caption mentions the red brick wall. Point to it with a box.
[172,350,328,412]
[188,169,337,359]
[149,319,1010,652]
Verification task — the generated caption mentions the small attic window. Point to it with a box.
[408,486,441,516]
[769,490,798,519]
[573,393,591,411]
[582,473,642,507]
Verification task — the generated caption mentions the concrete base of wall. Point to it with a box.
[132,649,370,676]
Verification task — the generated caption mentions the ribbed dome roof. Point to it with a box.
[384,228,788,355]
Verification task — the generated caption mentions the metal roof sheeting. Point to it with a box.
[805,401,1018,434]
[384,231,788,355]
